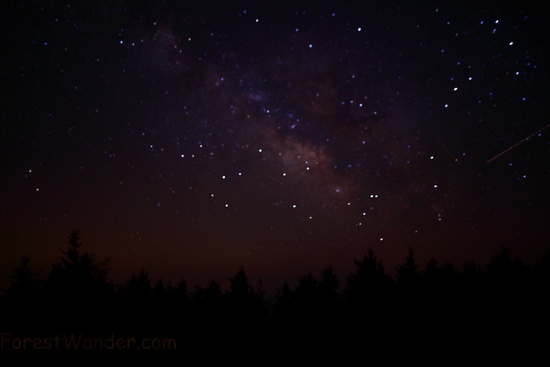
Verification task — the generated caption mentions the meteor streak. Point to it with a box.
[486,124,549,163]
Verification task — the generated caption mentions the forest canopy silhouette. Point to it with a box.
[1,230,549,352]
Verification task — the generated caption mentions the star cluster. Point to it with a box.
[1,1,548,292]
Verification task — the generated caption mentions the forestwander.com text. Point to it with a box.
[1,333,176,351]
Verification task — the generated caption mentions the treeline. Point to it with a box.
[1,230,549,350]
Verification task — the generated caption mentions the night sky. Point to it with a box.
[1,1,548,294]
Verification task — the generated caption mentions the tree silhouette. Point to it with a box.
[175,278,189,301]
[458,260,485,320]
[121,268,152,321]
[202,279,223,303]
[226,266,266,326]
[38,230,114,332]
[152,278,167,299]
[486,246,529,294]
[461,260,484,291]
[169,278,191,327]
[192,279,225,329]
[121,267,152,300]
[318,266,341,328]
[344,249,395,334]
[422,258,460,294]
[2,229,549,353]
[483,246,535,335]
[536,250,550,284]
[2,256,44,332]
[272,281,293,325]
[6,256,42,300]
[292,272,321,328]
[345,249,393,308]
[396,247,420,289]
[535,250,550,308]
[46,229,111,300]
[113,267,155,334]
[294,272,318,301]
[419,258,462,333]
[319,266,339,295]
[533,250,550,334]
[423,258,441,284]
